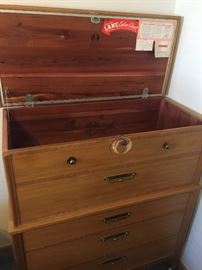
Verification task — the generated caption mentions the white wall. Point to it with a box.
[169,0,202,113]
[170,2,202,270]
[182,192,202,270]
[0,0,176,14]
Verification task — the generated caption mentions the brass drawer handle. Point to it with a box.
[162,142,171,150]
[104,172,136,183]
[67,156,77,165]
[103,212,132,224]
[100,256,126,267]
[101,231,129,242]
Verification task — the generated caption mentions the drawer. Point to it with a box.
[12,129,202,184]
[25,211,183,270]
[23,193,189,250]
[17,153,198,222]
[26,234,177,270]
[67,237,177,270]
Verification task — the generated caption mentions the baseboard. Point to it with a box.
[178,261,188,270]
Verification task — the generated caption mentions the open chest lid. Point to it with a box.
[0,6,181,107]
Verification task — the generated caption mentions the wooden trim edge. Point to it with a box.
[175,190,201,256]
[163,17,183,96]
[3,155,21,226]
[12,234,27,270]
[0,4,181,20]
[165,97,202,120]
[9,184,200,234]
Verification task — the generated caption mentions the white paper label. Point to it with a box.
[155,40,172,58]
[135,39,154,51]
[138,20,175,41]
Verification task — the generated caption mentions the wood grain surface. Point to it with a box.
[0,11,171,104]
[26,233,178,270]
[22,193,189,250]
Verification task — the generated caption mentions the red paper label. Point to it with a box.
[102,19,139,36]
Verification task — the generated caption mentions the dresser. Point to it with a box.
[1,5,202,270]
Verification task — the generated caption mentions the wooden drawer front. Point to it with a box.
[12,129,202,184]
[25,211,183,270]
[23,193,189,250]
[66,237,177,270]
[26,234,177,270]
[17,154,198,222]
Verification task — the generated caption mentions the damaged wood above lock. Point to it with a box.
[0,7,181,107]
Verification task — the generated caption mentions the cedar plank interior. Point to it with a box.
[1,72,165,103]
[1,12,200,149]
[7,98,201,149]
[0,12,168,103]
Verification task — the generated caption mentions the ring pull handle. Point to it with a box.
[103,212,132,224]
[100,256,126,267]
[104,172,136,183]
[162,142,171,150]
[101,231,129,242]
[67,156,77,165]
[111,137,132,154]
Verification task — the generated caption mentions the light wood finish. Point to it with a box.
[8,185,199,234]
[165,97,202,121]
[3,155,21,224]
[68,255,175,270]
[26,236,177,270]
[12,235,26,270]
[23,193,189,251]
[16,153,199,223]
[2,109,8,152]
[162,15,182,96]
[25,212,183,265]
[175,189,201,255]
[10,127,202,184]
[0,4,181,20]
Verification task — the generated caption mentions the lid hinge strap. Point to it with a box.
[25,94,34,107]
[142,87,149,99]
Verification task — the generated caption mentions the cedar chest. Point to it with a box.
[1,5,202,270]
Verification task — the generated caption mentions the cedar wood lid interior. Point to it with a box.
[0,6,181,107]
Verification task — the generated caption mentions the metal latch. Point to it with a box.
[142,87,149,99]
[25,94,34,107]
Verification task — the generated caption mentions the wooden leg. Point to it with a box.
[12,234,27,270]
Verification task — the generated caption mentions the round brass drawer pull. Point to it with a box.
[67,156,77,165]
[163,142,171,150]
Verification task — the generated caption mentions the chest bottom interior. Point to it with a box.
[5,97,201,149]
